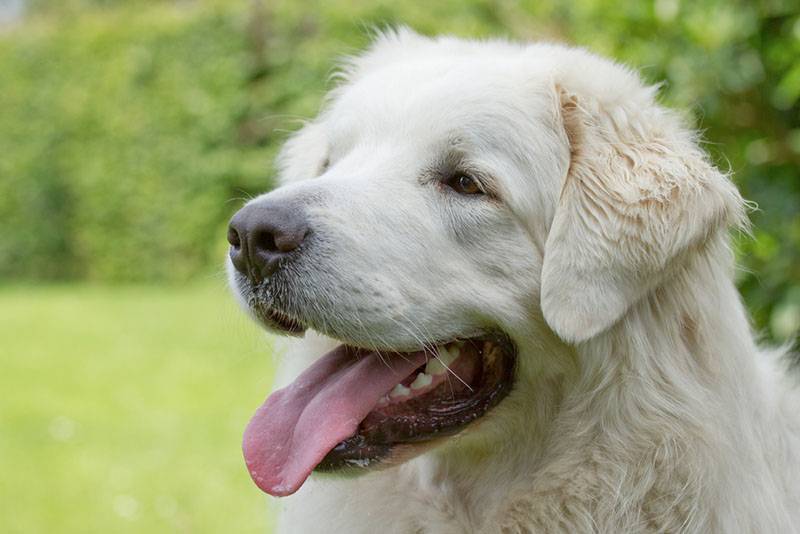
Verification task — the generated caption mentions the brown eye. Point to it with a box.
[447,173,483,195]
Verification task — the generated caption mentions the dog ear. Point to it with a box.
[540,85,744,343]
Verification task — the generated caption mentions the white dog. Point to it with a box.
[226,29,800,533]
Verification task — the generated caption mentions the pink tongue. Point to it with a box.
[243,346,428,496]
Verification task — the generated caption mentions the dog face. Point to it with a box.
[227,30,743,497]
[231,48,566,350]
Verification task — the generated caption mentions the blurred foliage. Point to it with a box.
[0,0,798,340]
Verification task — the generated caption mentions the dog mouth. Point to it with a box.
[250,298,306,336]
[241,304,516,497]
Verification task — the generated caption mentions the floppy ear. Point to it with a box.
[540,86,744,343]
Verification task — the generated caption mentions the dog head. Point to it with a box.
[227,29,743,496]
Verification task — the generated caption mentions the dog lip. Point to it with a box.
[252,303,306,336]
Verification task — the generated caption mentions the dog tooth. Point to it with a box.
[390,384,411,398]
[410,372,433,390]
[425,345,458,375]
[443,346,459,365]
[425,358,446,376]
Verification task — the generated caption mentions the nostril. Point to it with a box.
[227,226,241,249]
[227,223,250,278]
[253,229,278,254]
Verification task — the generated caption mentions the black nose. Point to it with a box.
[227,200,309,282]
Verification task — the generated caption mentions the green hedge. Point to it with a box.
[0,4,267,280]
[1,0,798,340]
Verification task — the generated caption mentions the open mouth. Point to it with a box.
[242,306,516,497]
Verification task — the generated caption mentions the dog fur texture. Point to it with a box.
[232,29,800,533]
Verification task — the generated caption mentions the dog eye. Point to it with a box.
[317,156,330,176]
[446,173,483,196]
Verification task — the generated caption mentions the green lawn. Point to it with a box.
[0,283,277,533]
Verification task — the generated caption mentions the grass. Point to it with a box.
[0,283,277,533]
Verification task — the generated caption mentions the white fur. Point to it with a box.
[237,29,800,533]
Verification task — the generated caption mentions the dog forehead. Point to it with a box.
[325,56,550,145]
[309,51,566,232]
